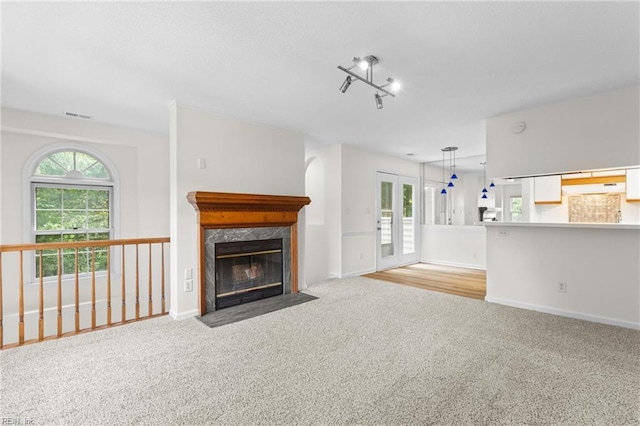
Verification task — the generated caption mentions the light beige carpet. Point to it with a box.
[1,277,638,425]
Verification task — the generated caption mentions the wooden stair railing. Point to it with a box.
[0,237,169,349]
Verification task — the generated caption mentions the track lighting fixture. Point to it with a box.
[340,76,352,93]
[375,93,383,109]
[337,55,401,108]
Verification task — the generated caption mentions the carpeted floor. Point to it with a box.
[1,277,638,425]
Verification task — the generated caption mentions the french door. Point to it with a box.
[376,172,419,271]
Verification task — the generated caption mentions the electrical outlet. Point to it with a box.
[184,279,193,292]
[558,281,567,293]
[498,230,509,237]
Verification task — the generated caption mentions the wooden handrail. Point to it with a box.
[0,237,170,252]
[0,237,170,349]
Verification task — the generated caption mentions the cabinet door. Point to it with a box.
[534,175,562,204]
[627,169,640,201]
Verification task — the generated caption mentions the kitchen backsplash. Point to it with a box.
[568,194,621,223]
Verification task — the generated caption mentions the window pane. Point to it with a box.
[88,232,110,241]
[62,211,87,229]
[35,187,62,209]
[403,184,413,218]
[62,253,77,275]
[35,157,66,176]
[84,162,109,179]
[88,211,109,229]
[63,233,87,242]
[36,254,60,278]
[75,152,96,172]
[36,210,62,230]
[87,190,109,209]
[94,251,108,271]
[63,189,87,209]
[381,181,393,210]
[36,234,62,243]
[49,152,74,173]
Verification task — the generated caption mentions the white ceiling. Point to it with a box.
[2,2,638,168]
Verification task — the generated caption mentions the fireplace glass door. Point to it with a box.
[215,239,283,309]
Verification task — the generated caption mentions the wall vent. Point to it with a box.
[64,112,91,119]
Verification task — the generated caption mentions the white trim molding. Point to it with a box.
[485,296,640,330]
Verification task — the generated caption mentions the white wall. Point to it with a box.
[487,86,640,178]
[304,153,328,284]
[169,103,305,319]
[486,225,640,329]
[421,225,486,269]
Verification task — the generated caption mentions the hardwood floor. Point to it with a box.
[363,263,486,300]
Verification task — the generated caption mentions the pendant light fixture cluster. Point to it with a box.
[440,146,458,194]
[338,55,401,109]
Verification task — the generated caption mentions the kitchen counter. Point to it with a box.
[484,222,640,230]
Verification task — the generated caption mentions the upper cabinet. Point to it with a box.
[627,169,640,201]
[534,175,562,204]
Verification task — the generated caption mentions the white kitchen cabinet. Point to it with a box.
[534,175,562,204]
[627,168,640,201]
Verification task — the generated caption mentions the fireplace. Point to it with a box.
[187,191,310,315]
[214,238,283,309]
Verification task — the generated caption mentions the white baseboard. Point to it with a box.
[169,309,200,321]
[485,296,640,330]
[421,259,486,271]
[341,268,376,278]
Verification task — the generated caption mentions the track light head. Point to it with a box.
[387,78,401,91]
[375,93,383,109]
[340,76,352,93]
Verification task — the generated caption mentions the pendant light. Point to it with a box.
[450,147,458,180]
[440,149,447,194]
[481,161,488,199]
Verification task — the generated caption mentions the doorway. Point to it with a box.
[376,172,419,270]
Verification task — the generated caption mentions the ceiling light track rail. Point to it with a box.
[336,66,396,98]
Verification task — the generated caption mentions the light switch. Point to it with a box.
[184,268,192,279]
[197,158,206,169]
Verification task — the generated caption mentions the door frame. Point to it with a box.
[376,172,420,271]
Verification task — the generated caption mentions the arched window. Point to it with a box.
[31,148,115,278]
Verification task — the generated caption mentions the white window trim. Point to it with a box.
[23,143,121,284]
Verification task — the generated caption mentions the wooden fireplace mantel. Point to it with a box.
[187,191,311,315]
[187,191,311,228]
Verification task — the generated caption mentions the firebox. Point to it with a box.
[214,238,284,309]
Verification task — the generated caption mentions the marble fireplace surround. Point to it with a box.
[187,191,311,315]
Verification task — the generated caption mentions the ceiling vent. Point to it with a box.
[64,112,91,119]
